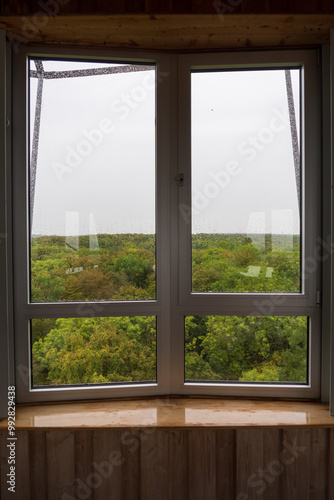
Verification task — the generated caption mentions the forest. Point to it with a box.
[30,233,307,387]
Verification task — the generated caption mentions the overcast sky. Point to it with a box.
[30,60,300,237]
[191,69,300,236]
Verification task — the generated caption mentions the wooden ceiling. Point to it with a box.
[1,0,334,15]
[1,1,334,52]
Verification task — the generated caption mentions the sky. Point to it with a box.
[30,59,156,237]
[30,60,300,237]
[191,69,300,236]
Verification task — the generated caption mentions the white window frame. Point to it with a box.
[5,43,324,405]
[12,47,174,403]
[173,50,322,399]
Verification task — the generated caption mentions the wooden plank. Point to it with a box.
[309,429,328,499]
[168,429,189,500]
[119,428,141,500]
[74,430,93,497]
[125,0,145,13]
[236,429,264,500]
[192,0,206,14]
[76,0,96,14]
[261,428,282,500]
[97,0,126,14]
[140,428,168,500]
[263,0,289,13]
[216,429,235,500]
[0,430,12,500]
[58,0,79,15]
[172,0,193,14]
[2,0,334,14]
[288,0,319,14]
[92,430,124,500]
[1,14,333,52]
[188,429,216,500]
[318,0,334,13]
[93,428,140,500]
[329,429,334,499]
[240,0,268,14]
[145,0,173,13]
[0,1,28,15]
[15,431,30,498]
[281,428,310,500]
[29,430,47,500]
[46,430,75,500]
[117,428,145,500]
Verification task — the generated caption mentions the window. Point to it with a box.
[10,47,321,403]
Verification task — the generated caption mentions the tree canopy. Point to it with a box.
[30,233,306,386]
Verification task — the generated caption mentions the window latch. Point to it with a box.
[176,173,185,187]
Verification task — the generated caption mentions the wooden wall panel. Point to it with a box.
[188,429,216,500]
[328,429,334,500]
[282,428,311,500]
[118,429,141,500]
[309,429,328,498]
[92,430,122,500]
[288,0,320,14]
[0,430,10,500]
[96,0,126,14]
[125,0,145,13]
[2,0,334,15]
[28,430,47,500]
[319,0,334,13]
[14,431,30,498]
[236,429,264,500]
[145,0,173,14]
[46,430,75,500]
[140,429,169,500]
[167,429,189,500]
[0,427,334,499]
[74,430,93,498]
[261,428,283,500]
[216,429,235,500]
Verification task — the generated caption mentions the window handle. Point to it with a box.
[176,173,185,187]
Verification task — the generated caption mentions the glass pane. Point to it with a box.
[29,59,156,302]
[31,316,157,386]
[191,69,301,293]
[185,316,308,383]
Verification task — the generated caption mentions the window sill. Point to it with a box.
[1,397,333,430]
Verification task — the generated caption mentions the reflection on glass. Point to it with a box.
[31,316,157,386]
[29,59,156,302]
[185,316,308,383]
[191,69,301,293]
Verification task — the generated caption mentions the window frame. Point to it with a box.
[177,50,319,310]
[0,30,14,418]
[10,45,322,404]
[172,50,322,399]
[12,47,174,403]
